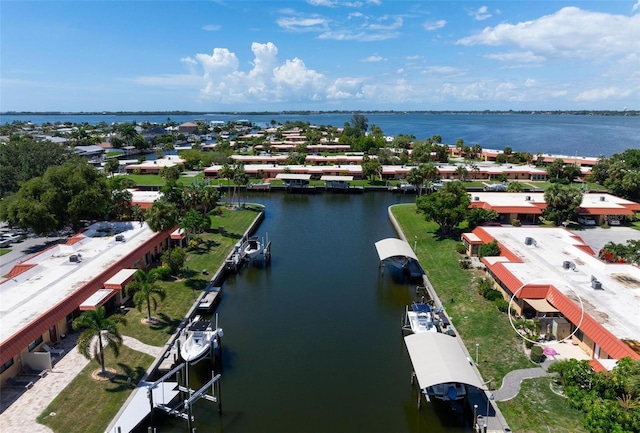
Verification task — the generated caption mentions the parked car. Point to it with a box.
[0,238,12,248]
[577,217,596,226]
[608,218,621,226]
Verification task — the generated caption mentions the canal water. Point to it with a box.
[151,191,469,433]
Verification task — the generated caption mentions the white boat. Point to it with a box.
[428,382,467,401]
[179,319,223,363]
[243,236,264,260]
[404,302,438,333]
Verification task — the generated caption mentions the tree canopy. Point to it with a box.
[0,135,73,198]
[543,184,583,226]
[0,159,110,234]
[590,149,640,200]
[416,181,470,236]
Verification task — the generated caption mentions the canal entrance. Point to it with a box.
[148,191,468,433]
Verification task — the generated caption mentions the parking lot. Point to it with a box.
[570,226,640,254]
[0,235,67,278]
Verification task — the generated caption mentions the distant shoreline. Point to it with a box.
[1,110,638,117]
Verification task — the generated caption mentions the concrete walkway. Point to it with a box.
[492,366,551,401]
[0,335,163,433]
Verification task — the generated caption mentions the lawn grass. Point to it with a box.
[391,204,531,385]
[0,248,10,256]
[37,206,260,432]
[122,205,263,347]
[38,346,154,433]
[497,377,587,433]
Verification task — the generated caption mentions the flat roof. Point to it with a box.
[80,289,116,310]
[104,268,138,289]
[404,333,484,390]
[471,192,640,215]
[480,226,640,344]
[275,173,312,180]
[0,222,157,345]
[321,175,353,181]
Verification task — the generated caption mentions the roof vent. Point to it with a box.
[562,261,571,269]
[525,237,534,246]
[600,196,606,201]
[525,195,531,201]
[474,196,480,201]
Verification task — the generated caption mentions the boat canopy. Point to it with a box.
[374,238,418,263]
[404,332,485,391]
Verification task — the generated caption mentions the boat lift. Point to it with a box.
[148,362,222,432]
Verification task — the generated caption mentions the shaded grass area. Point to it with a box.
[0,248,10,256]
[497,377,587,433]
[37,206,259,432]
[38,346,154,433]
[391,204,531,385]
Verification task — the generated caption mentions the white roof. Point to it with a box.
[374,238,418,262]
[0,222,157,344]
[482,226,640,343]
[404,333,485,390]
[275,173,312,181]
[80,289,115,310]
[321,175,353,181]
[104,268,138,287]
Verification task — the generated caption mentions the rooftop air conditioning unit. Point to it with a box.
[525,195,531,201]
[562,261,571,269]
[474,196,480,201]
[115,234,125,242]
[600,196,606,201]
[592,280,603,290]
[525,237,534,246]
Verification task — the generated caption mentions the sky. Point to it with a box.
[1,1,639,112]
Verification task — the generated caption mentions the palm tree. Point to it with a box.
[72,306,127,376]
[219,163,234,205]
[127,269,166,322]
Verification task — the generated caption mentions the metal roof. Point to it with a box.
[404,333,485,391]
[374,238,418,262]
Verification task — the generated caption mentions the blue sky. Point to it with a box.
[1,1,639,112]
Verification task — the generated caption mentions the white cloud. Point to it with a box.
[202,24,221,32]
[484,51,545,63]
[185,42,329,104]
[457,7,640,60]
[468,6,492,21]
[318,29,399,41]
[633,1,640,12]
[367,16,403,31]
[277,17,328,32]
[575,87,632,101]
[524,79,536,87]
[326,77,365,100]
[422,20,447,31]
[361,55,385,62]
[422,66,464,76]
[307,0,336,6]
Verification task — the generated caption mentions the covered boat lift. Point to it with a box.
[375,238,423,280]
[404,332,485,406]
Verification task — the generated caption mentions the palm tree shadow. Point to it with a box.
[150,312,181,335]
[105,363,147,392]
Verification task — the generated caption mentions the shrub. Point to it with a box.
[459,259,471,269]
[495,297,509,312]
[455,242,467,254]
[485,289,502,301]
[155,265,172,281]
[512,219,521,227]
[479,240,501,258]
[525,339,535,349]
[476,277,495,297]
[530,345,545,363]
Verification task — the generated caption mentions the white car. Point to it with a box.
[577,217,596,226]
[608,218,621,226]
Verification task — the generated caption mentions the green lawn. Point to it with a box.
[0,248,10,256]
[37,206,260,433]
[497,377,587,433]
[391,203,531,385]
[38,346,154,433]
